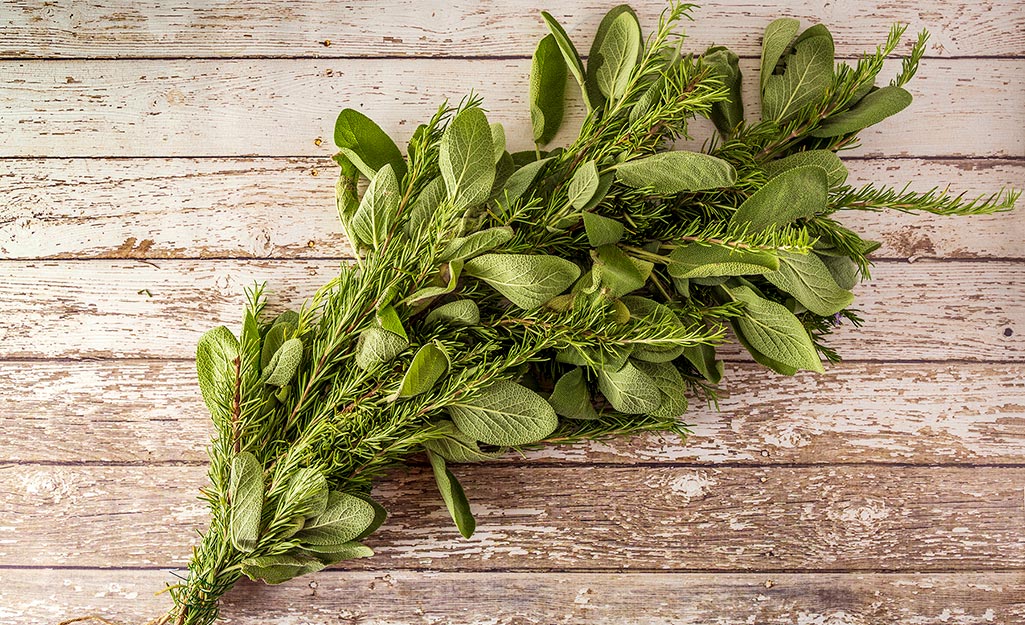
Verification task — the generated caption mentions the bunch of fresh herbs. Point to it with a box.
[148,4,1016,623]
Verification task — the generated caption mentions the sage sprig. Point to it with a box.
[156,3,1017,624]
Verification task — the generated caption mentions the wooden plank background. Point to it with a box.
[1,1,1023,623]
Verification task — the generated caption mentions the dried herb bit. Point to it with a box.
[161,3,1015,623]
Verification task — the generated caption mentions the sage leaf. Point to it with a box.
[759,18,800,90]
[336,168,360,249]
[352,493,388,541]
[334,108,407,181]
[281,467,330,519]
[425,299,480,327]
[633,74,669,123]
[355,327,409,371]
[440,107,496,210]
[427,450,476,538]
[795,23,833,47]
[583,213,625,247]
[616,152,738,193]
[730,285,823,373]
[375,304,407,340]
[557,343,632,371]
[730,165,828,232]
[260,322,294,370]
[704,46,744,136]
[762,33,834,123]
[404,260,464,307]
[263,338,303,387]
[530,34,568,145]
[580,173,615,211]
[820,253,860,290]
[541,11,589,109]
[568,161,600,209]
[464,254,581,310]
[632,360,688,418]
[732,316,798,376]
[271,309,299,328]
[490,123,507,162]
[668,243,780,279]
[296,491,377,546]
[548,368,599,420]
[499,157,553,208]
[351,163,400,249]
[405,176,446,235]
[448,380,558,446]
[588,6,642,103]
[673,276,690,298]
[424,420,504,463]
[297,541,374,565]
[196,326,240,420]
[439,226,514,262]
[597,360,662,414]
[612,298,631,324]
[810,86,912,137]
[228,452,264,552]
[764,251,855,316]
[764,149,848,187]
[593,245,652,298]
[620,295,687,362]
[394,343,449,399]
[682,342,723,384]
[241,554,324,585]
[491,150,516,199]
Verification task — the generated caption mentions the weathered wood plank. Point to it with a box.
[2,0,1022,58]
[2,464,1023,570]
[3,569,1022,625]
[2,157,1021,260]
[3,360,1022,465]
[0,259,1019,360]
[1,58,1022,157]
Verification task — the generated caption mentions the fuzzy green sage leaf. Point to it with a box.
[530,34,568,145]
[440,107,496,210]
[334,108,407,181]
[427,450,476,538]
[616,152,738,194]
[464,253,581,310]
[548,368,600,420]
[228,452,264,552]
[448,380,559,446]
[730,285,824,373]
[394,343,449,400]
[730,165,828,232]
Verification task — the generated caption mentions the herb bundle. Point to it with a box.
[153,3,1015,623]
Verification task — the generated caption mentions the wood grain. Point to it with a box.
[3,569,1022,625]
[2,0,1023,59]
[2,157,1022,260]
[3,360,1022,466]
[2,58,1022,158]
[0,259,1019,360]
[3,464,1023,570]
[2,0,1023,619]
